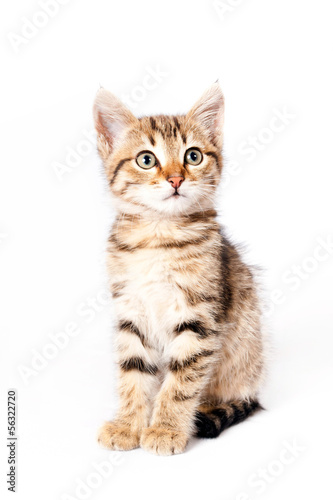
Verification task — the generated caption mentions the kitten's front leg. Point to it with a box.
[140,326,217,456]
[98,321,159,451]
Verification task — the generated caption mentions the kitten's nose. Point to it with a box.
[167,176,184,189]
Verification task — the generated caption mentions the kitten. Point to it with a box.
[93,83,264,456]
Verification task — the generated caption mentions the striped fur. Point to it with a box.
[195,400,263,438]
[94,83,265,455]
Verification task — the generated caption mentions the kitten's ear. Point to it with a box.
[93,88,138,160]
[187,82,224,149]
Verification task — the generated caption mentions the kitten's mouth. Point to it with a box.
[164,191,185,200]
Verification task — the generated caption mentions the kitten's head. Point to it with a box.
[93,83,224,216]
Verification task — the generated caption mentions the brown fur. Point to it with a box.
[94,84,265,455]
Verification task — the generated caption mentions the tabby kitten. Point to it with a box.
[93,83,264,456]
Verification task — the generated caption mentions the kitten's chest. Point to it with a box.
[109,246,195,342]
[108,218,221,347]
[117,247,180,304]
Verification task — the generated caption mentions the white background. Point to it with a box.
[1,1,332,499]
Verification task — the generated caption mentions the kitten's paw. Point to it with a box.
[98,422,140,451]
[140,427,188,456]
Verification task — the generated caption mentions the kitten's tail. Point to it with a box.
[194,399,263,439]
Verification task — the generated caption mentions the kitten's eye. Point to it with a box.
[136,151,157,169]
[185,148,203,166]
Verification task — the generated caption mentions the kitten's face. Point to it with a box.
[94,84,224,216]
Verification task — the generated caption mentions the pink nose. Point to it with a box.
[167,176,184,189]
